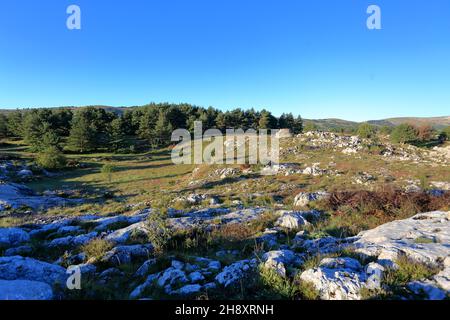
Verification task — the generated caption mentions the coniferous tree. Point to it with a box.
[258,110,277,130]
[152,110,173,147]
[391,124,418,144]
[0,114,7,141]
[68,113,96,153]
[109,117,126,152]
[6,110,24,138]
[292,115,303,134]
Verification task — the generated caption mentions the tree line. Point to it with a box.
[0,104,303,154]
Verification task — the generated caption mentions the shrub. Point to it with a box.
[296,280,320,300]
[145,212,173,254]
[390,124,418,143]
[357,123,376,138]
[101,163,117,183]
[383,255,441,287]
[258,266,299,299]
[36,147,67,170]
[81,238,113,261]
[439,126,450,141]
[416,125,435,142]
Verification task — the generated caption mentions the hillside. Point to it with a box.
[370,116,450,129]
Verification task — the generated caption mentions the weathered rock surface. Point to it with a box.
[0,183,78,212]
[0,228,30,248]
[215,259,257,288]
[0,280,53,300]
[293,191,329,207]
[0,256,67,286]
[263,250,302,277]
[299,211,450,300]
[299,257,368,300]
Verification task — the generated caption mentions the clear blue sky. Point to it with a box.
[0,0,449,121]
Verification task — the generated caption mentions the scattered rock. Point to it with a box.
[0,280,53,300]
[263,250,302,277]
[293,191,329,207]
[0,228,30,248]
[215,259,257,288]
[0,256,67,286]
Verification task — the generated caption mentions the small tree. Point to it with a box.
[145,212,172,254]
[292,116,303,134]
[36,146,67,170]
[357,123,376,138]
[108,118,126,152]
[439,126,450,142]
[101,163,117,183]
[391,124,418,144]
[380,125,393,135]
[152,110,173,147]
[68,115,96,153]
[416,125,435,142]
[258,110,277,130]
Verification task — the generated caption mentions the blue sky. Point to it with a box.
[0,0,449,121]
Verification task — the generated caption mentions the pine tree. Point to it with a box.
[292,115,303,134]
[152,110,173,147]
[6,111,24,138]
[68,114,96,153]
[258,110,276,130]
[109,117,126,152]
[0,114,7,141]
[391,124,418,144]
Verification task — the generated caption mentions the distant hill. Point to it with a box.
[368,116,450,129]
[305,116,449,131]
[303,118,359,131]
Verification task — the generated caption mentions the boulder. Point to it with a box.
[0,280,53,300]
[299,262,366,300]
[105,221,148,244]
[0,228,30,248]
[263,250,302,277]
[275,212,309,230]
[157,267,189,288]
[102,244,153,266]
[48,232,98,248]
[189,271,205,283]
[0,256,67,286]
[0,183,77,212]
[4,245,33,257]
[134,259,157,277]
[293,191,329,207]
[215,259,257,287]
[129,273,160,299]
[173,284,202,296]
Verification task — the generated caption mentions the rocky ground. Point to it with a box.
[0,206,448,300]
[0,131,449,300]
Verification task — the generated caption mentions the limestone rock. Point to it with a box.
[215,259,257,287]
[0,280,53,300]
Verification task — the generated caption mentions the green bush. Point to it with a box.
[390,124,418,144]
[439,126,450,141]
[145,212,173,254]
[36,147,67,170]
[357,123,376,138]
[81,238,114,261]
[101,163,117,183]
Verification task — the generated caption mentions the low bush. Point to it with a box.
[81,238,114,261]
